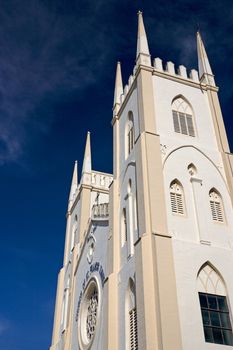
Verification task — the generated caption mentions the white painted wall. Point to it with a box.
[173,239,233,350]
[152,75,220,167]
[118,257,136,350]
[157,75,233,349]
[163,146,233,247]
[119,88,139,174]
[70,221,109,350]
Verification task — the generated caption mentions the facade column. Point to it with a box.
[135,66,182,350]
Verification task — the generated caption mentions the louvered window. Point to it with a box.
[209,190,224,223]
[170,181,185,215]
[129,308,138,350]
[172,97,195,137]
[172,111,195,137]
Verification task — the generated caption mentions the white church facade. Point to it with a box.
[50,12,233,350]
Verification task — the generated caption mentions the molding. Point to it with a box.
[111,65,219,126]
[163,145,230,192]
[152,232,172,238]
[134,236,141,246]
[153,69,219,92]
[74,218,92,275]
[113,80,137,122]
[69,183,110,214]
[190,177,203,185]
[200,239,211,246]
[111,64,154,125]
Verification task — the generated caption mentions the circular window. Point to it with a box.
[79,278,99,349]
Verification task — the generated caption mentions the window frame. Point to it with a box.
[199,292,233,346]
[125,111,135,159]
[209,189,225,224]
[172,97,196,138]
[169,180,186,216]
[121,207,127,246]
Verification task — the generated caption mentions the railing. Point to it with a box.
[92,203,109,219]
[91,172,113,190]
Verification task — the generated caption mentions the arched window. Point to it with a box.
[125,279,138,350]
[121,208,127,246]
[70,215,78,251]
[126,112,134,157]
[127,179,135,257]
[172,97,195,137]
[170,180,185,215]
[61,275,70,332]
[197,263,233,345]
[209,189,225,223]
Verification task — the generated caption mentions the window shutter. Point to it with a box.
[176,193,184,214]
[172,99,196,137]
[179,113,188,135]
[129,308,138,350]
[170,192,184,215]
[215,202,224,222]
[170,193,177,213]
[186,115,195,137]
[210,200,217,221]
[173,111,180,133]
[210,191,224,223]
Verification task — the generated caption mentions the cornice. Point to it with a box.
[153,69,219,92]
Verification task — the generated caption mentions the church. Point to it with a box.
[49,12,233,350]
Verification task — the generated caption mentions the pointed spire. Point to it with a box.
[197,31,215,85]
[68,161,78,206]
[113,61,123,107]
[136,11,151,66]
[82,132,92,174]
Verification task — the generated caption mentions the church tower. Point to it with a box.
[50,12,233,350]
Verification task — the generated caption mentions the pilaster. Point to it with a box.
[78,184,91,244]
[134,66,182,349]
[206,89,229,153]
[106,170,120,349]
[206,89,233,205]
[50,267,65,348]
[63,212,72,266]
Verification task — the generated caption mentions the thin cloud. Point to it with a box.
[0,318,10,335]
[0,0,233,164]
[0,0,118,164]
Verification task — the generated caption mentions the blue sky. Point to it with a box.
[0,1,233,349]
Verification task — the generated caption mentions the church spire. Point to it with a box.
[113,61,123,115]
[82,131,92,174]
[136,11,151,67]
[68,160,78,208]
[197,31,215,86]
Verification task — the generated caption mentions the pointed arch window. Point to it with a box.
[172,97,195,137]
[126,112,134,158]
[125,279,138,350]
[209,189,225,223]
[61,275,70,332]
[197,263,233,345]
[121,208,127,246]
[170,180,185,215]
[70,215,78,251]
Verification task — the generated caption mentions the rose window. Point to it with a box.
[79,279,100,349]
[86,286,98,340]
